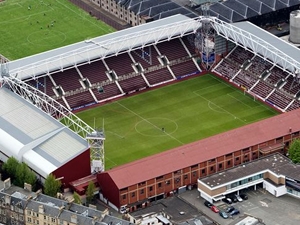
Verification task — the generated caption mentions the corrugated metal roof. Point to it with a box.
[233,21,300,71]
[104,108,300,189]
[199,0,300,23]
[0,87,88,177]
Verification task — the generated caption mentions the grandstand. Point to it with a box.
[5,15,300,113]
[2,12,300,212]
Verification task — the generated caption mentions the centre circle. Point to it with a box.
[27,30,66,46]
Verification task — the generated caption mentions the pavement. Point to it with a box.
[179,188,300,225]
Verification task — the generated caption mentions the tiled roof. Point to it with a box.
[102,108,300,189]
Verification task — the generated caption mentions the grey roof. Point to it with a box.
[102,215,133,225]
[0,87,88,177]
[233,21,300,71]
[130,197,204,224]
[0,184,128,225]
[117,0,197,19]
[199,153,300,189]
[196,0,300,23]
[6,14,198,80]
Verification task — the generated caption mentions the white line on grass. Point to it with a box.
[207,101,227,114]
[194,91,246,124]
[196,82,223,92]
[107,131,124,139]
[116,102,184,145]
[227,93,252,109]
[55,0,114,32]
[105,157,118,167]
[209,75,277,115]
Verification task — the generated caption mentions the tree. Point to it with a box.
[86,181,96,204]
[288,139,300,163]
[44,174,62,197]
[2,157,19,180]
[73,192,82,204]
[15,162,36,188]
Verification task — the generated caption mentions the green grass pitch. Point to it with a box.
[0,0,114,60]
[77,74,278,169]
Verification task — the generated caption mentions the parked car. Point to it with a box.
[211,205,220,213]
[120,206,127,214]
[226,206,235,213]
[222,197,232,204]
[240,193,248,200]
[235,194,243,202]
[204,200,213,208]
[228,195,238,203]
[219,211,229,219]
[230,208,240,216]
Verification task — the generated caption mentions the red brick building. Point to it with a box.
[97,108,300,212]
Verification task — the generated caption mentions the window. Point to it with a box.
[131,192,135,198]
[138,182,145,186]
[149,186,153,191]
[191,164,198,169]
[227,160,231,166]
[192,171,197,177]
[156,175,163,180]
[210,166,214,171]
[184,175,188,180]
[122,194,126,200]
[201,169,206,174]
[158,183,162,188]
[225,153,232,157]
[166,180,170,185]
[235,157,240,161]
[242,148,249,153]
[140,189,144,194]
[218,163,222,169]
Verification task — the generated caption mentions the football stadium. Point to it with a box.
[1,0,300,213]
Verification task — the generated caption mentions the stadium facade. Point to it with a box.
[2,13,300,213]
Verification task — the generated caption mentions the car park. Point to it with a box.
[230,208,240,216]
[235,194,243,202]
[240,193,248,200]
[226,206,235,213]
[222,197,232,204]
[211,205,220,213]
[204,200,213,208]
[219,210,228,219]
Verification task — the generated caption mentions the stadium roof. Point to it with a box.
[6,14,200,81]
[102,108,300,189]
[210,18,300,73]
[116,0,197,19]
[233,21,300,70]
[0,87,88,178]
[200,0,300,23]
